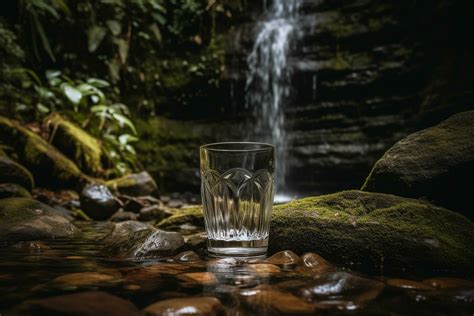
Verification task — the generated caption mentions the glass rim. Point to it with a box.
[200,142,274,153]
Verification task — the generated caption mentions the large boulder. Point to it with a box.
[269,190,474,274]
[0,154,34,190]
[106,171,159,197]
[0,198,77,242]
[44,113,105,176]
[80,184,121,220]
[362,110,474,218]
[103,220,184,258]
[166,191,474,273]
[0,116,88,189]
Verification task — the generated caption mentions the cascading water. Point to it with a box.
[245,0,301,202]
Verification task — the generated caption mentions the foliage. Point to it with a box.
[18,0,70,61]
[12,69,139,176]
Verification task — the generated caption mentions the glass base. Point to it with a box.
[207,238,268,258]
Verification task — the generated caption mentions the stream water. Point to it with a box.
[1,222,472,315]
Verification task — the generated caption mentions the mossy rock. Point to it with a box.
[106,171,159,197]
[270,190,474,274]
[362,110,474,219]
[156,206,203,230]
[0,183,31,198]
[0,198,77,242]
[0,116,89,189]
[0,154,34,191]
[44,113,105,176]
[157,191,474,273]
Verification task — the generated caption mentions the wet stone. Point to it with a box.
[246,263,281,275]
[387,278,434,290]
[423,277,474,289]
[10,241,51,252]
[300,272,385,310]
[80,184,121,220]
[109,211,138,222]
[12,291,142,316]
[298,252,334,275]
[138,204,174,221]
[144,297,223,316]
[265,250,300,265]
[239,286,316,315]
[174,250,201,262]
[52,272,118,287]
[179,272,217,285]
[184,232,207,250]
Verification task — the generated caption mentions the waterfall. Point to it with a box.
[245,0,301,200]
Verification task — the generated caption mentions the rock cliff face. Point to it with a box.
[138,0,474,193]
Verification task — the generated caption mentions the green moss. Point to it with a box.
[0,155,34,190]
[45,113,104,176]
[0,183,31,198]
[270,190,474,274]
[0,116,90,189]
[156,206,203,229]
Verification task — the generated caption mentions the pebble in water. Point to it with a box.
[423,277,474,289]
[387,278,434,290]
[12,291,142,316]
[144,297,223,316]
[264,250,300,265]
[52,272,117,287]
[300,272,385,310]
[239,286,316,315]
[298,252,334,275]
[246,263,281,275]
[179,272,217,285]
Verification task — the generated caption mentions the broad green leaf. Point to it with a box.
[151,12,166,25]
[36,103,50,114]
[34,86,54,99]
[112,113,137,134]
[125,144,136,155]
[87,26,107,53]
[106,20,122,36]
[62,84,82,104]
[115,38,129,64]
[149,23,162,43]
[90,105,109,113]
[118,134,139,145]
[87,78,110,88]
[46,70,61,80]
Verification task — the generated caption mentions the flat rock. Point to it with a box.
[0,198,77,242]
[362,110,474,218]
[103,221,184,258]
[11,291,142,316]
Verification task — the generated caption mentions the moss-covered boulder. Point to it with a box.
[44,113,105,176]
[362,111,474,218]
[0,154,34,190]
[156,206,203,230]
[0,183,31,198]
[0,116,88,189]
[0,198,77,242]
[270,190,474,274]
[106,171,159,197]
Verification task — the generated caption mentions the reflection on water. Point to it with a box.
[1,222,473,315]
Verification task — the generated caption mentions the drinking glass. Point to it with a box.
[200,142,275,257]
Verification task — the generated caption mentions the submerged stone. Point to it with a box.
[179,272,217,285]
[0,198,77,242]
[107,171,159,197]
[423,277,474,289]
[174,250,201,262]
[53,272,117,287]
[0,183,31,198]
[103,220,184,258]
[300,272,384,310]
[12,291,142,316]
[80,184,120,220]
[386,278,434,290]
[0,154,34,191]
[362,110,474,218]
[270,190,474,273]
[144,297,223,316]
[264,250,300,265]
[298,252,335,275]
[239,286,316,315]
